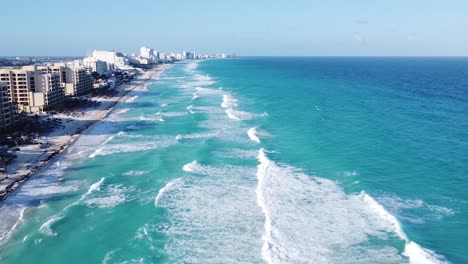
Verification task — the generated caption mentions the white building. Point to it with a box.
[91,50,118,71]
[27,73,65,113]
[152,50,160,59]
[0,82,20,132]
[62,67,93,96]
[183,51,195,59]
[0,67,67,113]
[83,57,108,75]
[38,64,93,96]
[0,67,37,107]
[129,56,152,65]
[140,47,154,59]
[115,53,128,68]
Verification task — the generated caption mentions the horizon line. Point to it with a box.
[2,55,468,58]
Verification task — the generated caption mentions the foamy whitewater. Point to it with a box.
[0,58,467,264]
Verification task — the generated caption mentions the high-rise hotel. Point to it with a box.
[0,82,20,132]
[0,66,65,113]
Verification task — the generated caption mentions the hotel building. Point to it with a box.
[83,57,108,75]
[38,64,93,96]
[92,50,128,69]
[27,72,65,113]
[0,82,21,132]
[0,67,65,113]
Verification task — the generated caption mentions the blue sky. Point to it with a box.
[1,0,468,56]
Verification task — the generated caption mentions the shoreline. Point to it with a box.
[0,64,171,202]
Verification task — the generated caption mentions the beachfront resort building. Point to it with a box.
[0,82,21,132]
[91,50,128,70]
[62,66,93,96]
[27,72,65,113]
[38,64,94,96]
[83,57,108,75]
[0,67,37,107]
[183,51,195,60]
[140,47,154,59]
[139,47,162,63]
[0,67,65,113]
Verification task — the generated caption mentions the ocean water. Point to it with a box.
[0,57,467,264]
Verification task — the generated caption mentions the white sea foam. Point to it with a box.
[185,61,199,72]
[184,74,215,88]
[102,249,117,264]
[182,161,254,182]
[216,149,259,160]
[255,149,447,263]
[404,242,447,264]
[39,215,62,237]
[221,94,238,108]
[192,93,199,100]
[175,132,218,141]
[39,177,105,236]
[123,170,150,176]
[187,105,195,114]
[225,109,266,121]
[247,127,261,143]
[89,135,176,158]
[225,109,242,120]
[376,195,455,223]
[343,170,359,177]
[159,111,186,118]
[157,164,263,263]
[114,108,130,115]
[195,87,222,95]
[5,160,81,205]
[182,161,201,173]
[85,184,130,209]
[138,115,164,122]
[0,160,84,242]
[85,133,121,159]
[154,178,184,207]
[0,205,26,243]
[125,96,138,103]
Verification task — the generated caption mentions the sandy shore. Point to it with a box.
[0,64,171,201]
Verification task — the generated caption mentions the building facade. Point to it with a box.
[83,57,108,75]
[0,82,20,132]
[27,73,65,113]
[38,64,93,96]
[0,67,37,108]
[62,67,93,96]
[0,67,66,113]
[91,50,130,70]
[140,47,154,58]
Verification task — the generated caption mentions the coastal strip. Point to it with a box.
[0,64,171,202]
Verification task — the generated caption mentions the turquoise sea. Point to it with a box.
[0,57,467,263]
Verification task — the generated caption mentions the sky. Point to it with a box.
[1,0,468,56]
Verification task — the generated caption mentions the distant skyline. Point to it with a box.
[1,0,468,56]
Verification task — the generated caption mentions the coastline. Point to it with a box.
[0,64,171,202]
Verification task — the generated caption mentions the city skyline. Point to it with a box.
[1,0,468,56]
